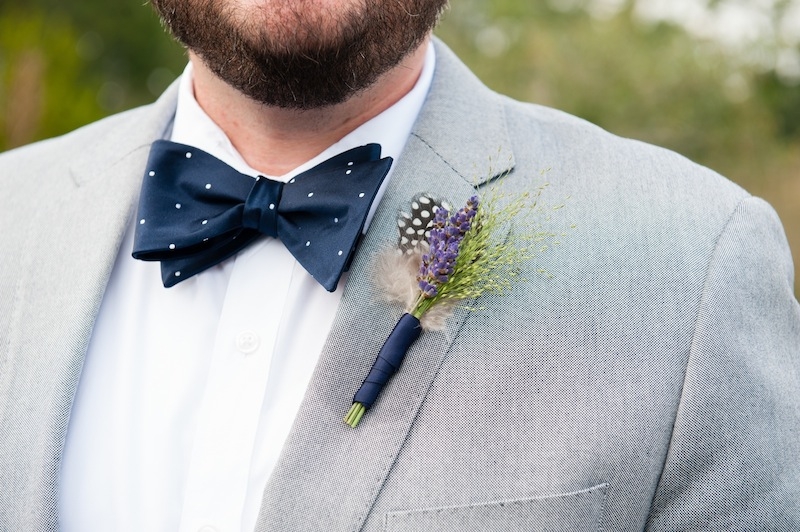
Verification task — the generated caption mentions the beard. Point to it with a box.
[151,0,448,109]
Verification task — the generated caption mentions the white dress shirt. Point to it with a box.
[59,44,435,532]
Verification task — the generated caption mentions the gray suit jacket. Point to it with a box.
[1,40,799,531]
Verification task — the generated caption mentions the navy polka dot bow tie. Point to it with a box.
[132,140,393,292]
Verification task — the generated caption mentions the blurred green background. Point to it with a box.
[1,0,798,295]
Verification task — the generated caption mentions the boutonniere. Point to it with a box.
[345,183,563,427]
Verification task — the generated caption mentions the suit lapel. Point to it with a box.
[0,85,178,527]
[255,39,515,531]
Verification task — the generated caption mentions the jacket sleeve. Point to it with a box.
[645,197,800,530]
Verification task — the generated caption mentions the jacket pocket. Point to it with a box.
[383,483,608,532]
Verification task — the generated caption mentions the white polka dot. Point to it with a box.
[205,183,211,189]
[306,241,311,247]
[169,244,176,250]
[175,203,181,209]
[359,193,365,198]
[346,170,352,175]
[175,271,181,277]
[139,219,146,225]
[202,220,208,225]
[308,192,314,197]
[203,238,209,242]
[149,171,155,177]
[420,196,431,205]
[421,210,430,218]
[412,202,420,209]
[269,203,275,210]
[347,161,354,166]
[289,178,296,184]
[338,250,343,256]
[334,217,339,223]
[185,152,192,158]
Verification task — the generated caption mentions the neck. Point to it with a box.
[188,39,429,176]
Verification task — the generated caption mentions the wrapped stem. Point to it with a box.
[345,313,422,428]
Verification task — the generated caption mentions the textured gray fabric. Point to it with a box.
[1,39,798,531]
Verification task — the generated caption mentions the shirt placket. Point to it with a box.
[178,238,294,532]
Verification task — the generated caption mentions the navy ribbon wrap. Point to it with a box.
[352,313,423,410]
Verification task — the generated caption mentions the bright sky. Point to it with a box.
[588,0,800,78]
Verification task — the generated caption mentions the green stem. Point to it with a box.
[344,403,366,428]
[412,295,436,318]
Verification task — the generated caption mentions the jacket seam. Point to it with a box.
[643,194,752,527]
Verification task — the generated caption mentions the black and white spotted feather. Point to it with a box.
[396,193,453,255]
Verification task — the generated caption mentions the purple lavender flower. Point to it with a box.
[416,195,479,298]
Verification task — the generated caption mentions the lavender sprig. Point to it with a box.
[413,195,478,316]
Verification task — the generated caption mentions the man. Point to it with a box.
[1,0,798,530]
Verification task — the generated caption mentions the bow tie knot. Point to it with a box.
[242,176,283,237]
[132,140,392,291]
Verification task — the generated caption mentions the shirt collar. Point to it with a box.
[169,42,436,183]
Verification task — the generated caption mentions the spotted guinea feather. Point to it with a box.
[396,193,452,254]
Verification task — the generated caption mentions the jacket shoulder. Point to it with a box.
[0,104,159,175]
[498,95,750,223]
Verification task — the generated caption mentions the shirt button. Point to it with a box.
[235,330,260,354]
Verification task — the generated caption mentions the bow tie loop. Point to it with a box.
[242,176,283,237]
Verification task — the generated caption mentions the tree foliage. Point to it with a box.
[0,1,184,148]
